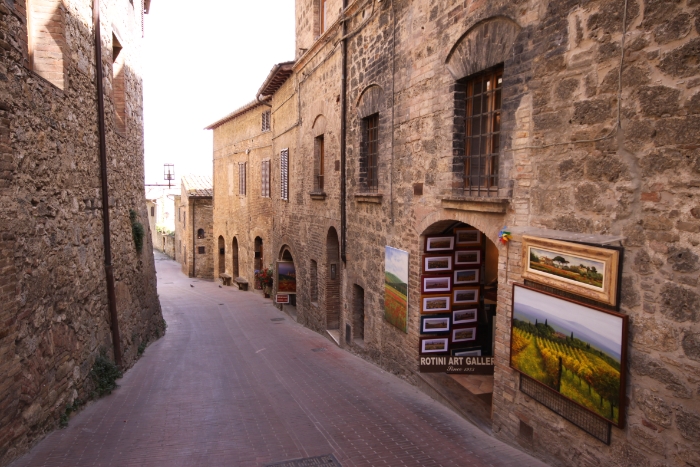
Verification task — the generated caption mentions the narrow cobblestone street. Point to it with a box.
[11,253,547,467]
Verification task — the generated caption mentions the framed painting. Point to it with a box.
[454,228,481,247]
[510,284,628,427]
[422,254,453,274]
[455,249,481,267]
[425,236,455,252]
[421,275,451,294]
[420,337,449,354]
[454,268,479,285]
[276,261,297,293]
[453,287,479,305]
[420,315,451,334]
[521,235,620,306]
[452,347,481,357]
[385,246,409,333]
[453,307,478,325]
[421,294,451,314]
[452,327,477,343]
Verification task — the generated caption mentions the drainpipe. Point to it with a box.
[340,0,348,264]
[93,0,122,368]
[192,199,196,277]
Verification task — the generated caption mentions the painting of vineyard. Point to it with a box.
[528,247,605,289]
[385,246,409,332]
[510,285,627,426]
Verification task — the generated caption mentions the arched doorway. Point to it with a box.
[325,228,340,335]
[278,246,297,311]
[254,237,263,272]
[218,236,225,275]
[419,220,498,427]
[232,237,239,278]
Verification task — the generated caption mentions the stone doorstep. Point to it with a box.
[326,329,340,346]
[415,372,494,435]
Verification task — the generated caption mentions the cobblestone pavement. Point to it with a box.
[11,253,548,467]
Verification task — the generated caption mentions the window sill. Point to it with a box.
[309,192,326,200]
[441,196,509,213]
[355,193,382,204]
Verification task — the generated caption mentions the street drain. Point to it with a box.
[265,454,341,467]
[270,318,285,322]
[311,348,326,352]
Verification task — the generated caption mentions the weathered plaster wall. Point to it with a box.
[0,1,163,465]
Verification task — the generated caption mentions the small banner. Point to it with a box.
[419,355,495,375]
[275,294,289,304]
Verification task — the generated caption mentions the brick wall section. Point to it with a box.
[28,0,65,90]
[0,1,163,465]
[113,55,126,134]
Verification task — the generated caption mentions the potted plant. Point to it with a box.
[255,267,274,298]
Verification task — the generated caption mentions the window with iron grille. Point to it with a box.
[238,162,246,196]
[261,110,271,132]
[360,113,379,192]
[464,67,502,196]
[314,135,325,192]
[198,246,205,254]
[280,149,289,201]
[261,160,270,197]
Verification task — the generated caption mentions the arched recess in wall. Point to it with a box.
[232,237,240,278]
[325,227,341,331]
[356,84,384,119]
[218,236,225,275]
[278,245,297,306]
[445,16,521,81]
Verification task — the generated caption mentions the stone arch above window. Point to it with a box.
[312,114,326,137]
[356,85,384,119]
[445,17,521,81]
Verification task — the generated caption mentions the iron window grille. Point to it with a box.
[239,162,246,196]
[261,160,271,197]
[360,113,379,193]
[280,149,289,201]
[314,135,325,192]
[464,67,502,196]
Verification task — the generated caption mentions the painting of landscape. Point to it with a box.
[510,285,627,426]
[277,262,297,293]
[385,246,409,332]
[528,246,605,290]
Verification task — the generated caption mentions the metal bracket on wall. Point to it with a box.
[519,374,612,445]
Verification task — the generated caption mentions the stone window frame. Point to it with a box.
[356,85,385,196]
[446,17,521,199]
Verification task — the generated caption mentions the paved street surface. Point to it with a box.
[11,253,547,467]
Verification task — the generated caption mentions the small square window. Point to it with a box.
[198,246,205,254]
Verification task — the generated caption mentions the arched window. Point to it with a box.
[197,228,205,239]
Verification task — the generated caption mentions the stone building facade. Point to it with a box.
[175,175,213,279]
[211,0,700,465]
[0,0,162,465]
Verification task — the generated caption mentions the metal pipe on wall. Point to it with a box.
[340,0,348,264]
[93,0,122,367]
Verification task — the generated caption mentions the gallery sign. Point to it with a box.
[419,355,495,375]
[275,294,289,304]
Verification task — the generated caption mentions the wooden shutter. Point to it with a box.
[280,149,289,201]
[261,160,270,197]
[239,163,246,195]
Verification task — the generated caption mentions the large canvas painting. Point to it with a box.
[385,246,409,332]
[276,261,297,293]
[521,235,620,306]
[510,284,628,427]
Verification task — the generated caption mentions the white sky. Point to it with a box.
[142,1,295,186]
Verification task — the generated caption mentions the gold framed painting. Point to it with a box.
[521,235,620,306]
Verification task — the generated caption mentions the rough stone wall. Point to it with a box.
[177,189,213,279]
[211,105,273,286]
[295,0,344,58]
[0,1,163,465]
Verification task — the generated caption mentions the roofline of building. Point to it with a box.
[256,61,296,99]
[204,100,264,130]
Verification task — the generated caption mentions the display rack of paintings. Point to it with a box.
[419,228,486,356]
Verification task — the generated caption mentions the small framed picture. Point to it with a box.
[455,250,481,267]
[421,294,451,313]
[275,294,290,304]
[453,287,479,305]
[420,337,449,354]
[423,254,453,274]
[425,236,455,252]
[421,275,451,294]
[452,347,481,357]
[453,308,478,325]
[452,327,477,343]
[454,268,479,285]
[454,228,481,247]
[420,315,451,334]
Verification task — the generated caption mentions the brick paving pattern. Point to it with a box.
[10,253,548,467]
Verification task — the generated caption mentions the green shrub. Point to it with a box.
[90,352,122,399]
